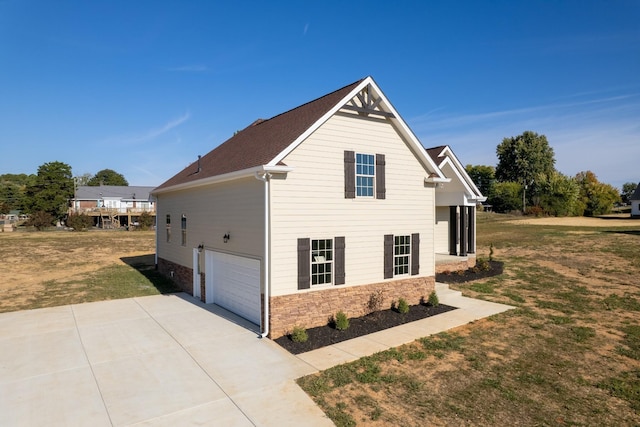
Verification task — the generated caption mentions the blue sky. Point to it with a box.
[1,1,638,189]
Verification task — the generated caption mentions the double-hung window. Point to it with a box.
[384,233,420,279]
[355,153,375,197]
[394,235,411,275]
[166,214,171,243]
[311,239,333,285]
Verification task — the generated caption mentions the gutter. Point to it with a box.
[254,171,272,338]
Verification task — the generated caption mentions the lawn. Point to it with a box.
[0,229,177,312]
[297,213,640,426]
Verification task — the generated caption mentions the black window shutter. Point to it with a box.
[334,236,345,285]
[384,234,394,279]
[344,150,355,199]
[376,154,386,199]
[297,238,310,290]
[411,233,420,275]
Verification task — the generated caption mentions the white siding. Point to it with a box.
[270,114,435,297]
[156,177,265,271]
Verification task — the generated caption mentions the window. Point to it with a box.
[356,153,375,197]
[166,214,171,243]
[311,239,333,285]
[298,237,345,289]
[181,214,187,246]
[345,151,385,199]
[384,233,419,279]
[394,235,411,275]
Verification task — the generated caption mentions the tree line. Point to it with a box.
[466,131,635,216]
[0,162,129,224]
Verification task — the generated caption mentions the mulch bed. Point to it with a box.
[275,303,457,354]
[436,260,504,284]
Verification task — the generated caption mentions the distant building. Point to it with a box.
[631,183,640,218]
[69,185,156,228]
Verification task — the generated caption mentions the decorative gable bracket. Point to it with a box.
[341,84,395,118]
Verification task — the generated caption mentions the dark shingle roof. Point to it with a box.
[425,146,447,165]
[155,79,365,191]
[75,186,155,201]
[631,183,640,201]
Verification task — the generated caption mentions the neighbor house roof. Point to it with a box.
[153,76,446,194]
[631,183,640,201]
[75,185,155,201]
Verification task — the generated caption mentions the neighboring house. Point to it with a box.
[70,185,156,228]
[152,76,481,338]
[631,183,640,218]
[426,146,486,271]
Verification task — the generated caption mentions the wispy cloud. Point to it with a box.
[411,93,640,188]
[303,23,309,35]
[130,112,191,143]
[167,65,208,72]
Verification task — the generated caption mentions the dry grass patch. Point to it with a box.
[298,213,640,426]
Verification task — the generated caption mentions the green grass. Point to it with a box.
[299,213,640,426]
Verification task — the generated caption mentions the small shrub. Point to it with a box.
[25,211,55,230]
[136,211,155,231]
[367,290,384,314]
[397,298,409,314]
[475,257,490,272]
[428,291,439,307]
[66,213,93,231]
[489,243,494,261]
[334,310,350,331]
[291,326,308,343]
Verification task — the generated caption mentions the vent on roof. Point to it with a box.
[250,119,265,126]
[197,155,202,173]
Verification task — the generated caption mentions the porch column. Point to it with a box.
[467,206,475,254]
[459,205,467,256]
[449,206,458,255]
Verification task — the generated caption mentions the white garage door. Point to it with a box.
[205,251,261,325]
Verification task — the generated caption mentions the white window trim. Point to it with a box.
[355,153,375,198]
[311,238,333,286]
[394,235,411,276]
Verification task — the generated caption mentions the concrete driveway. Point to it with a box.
[0,293,332,426]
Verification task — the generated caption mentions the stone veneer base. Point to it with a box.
[269,276,436,339]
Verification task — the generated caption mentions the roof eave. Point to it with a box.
[152,165,293,195]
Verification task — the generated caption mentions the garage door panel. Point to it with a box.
[205,251,261,325]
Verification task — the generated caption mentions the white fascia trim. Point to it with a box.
[151,165,293,195]
[267,77,446,180]
[439,147,484,198]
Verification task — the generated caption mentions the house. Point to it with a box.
[69,185,156,228]
[152,77,481,338]
[631,183,640,218]
[426,146,486,272]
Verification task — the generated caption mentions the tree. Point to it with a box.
[66,213,94,231]
[0,173,35,212]
[621,182,638,205]
[496,131,556,186]
[575,171,620,216]
[87,169,128,186]
[536,171,581,216]
[25,161,74,221]
[74,173,93,186]
[489,181,523,213]
[465,164,495,197]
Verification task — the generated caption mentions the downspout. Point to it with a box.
[254,171,271,338]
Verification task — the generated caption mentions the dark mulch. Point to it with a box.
[275,303,457,354]
[436,260,504,284]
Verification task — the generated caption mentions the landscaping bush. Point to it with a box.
[397,298,410,314]
[334,310,350,331]
[428,291,439,307]
[291,326,308,343]
[66,213,93,231]
[474,257,490,272]
[367,290,384,314]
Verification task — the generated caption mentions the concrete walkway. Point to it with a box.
[0,284,513,426]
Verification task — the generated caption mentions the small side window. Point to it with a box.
[166,214,171,243]
[181,214,187,246]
